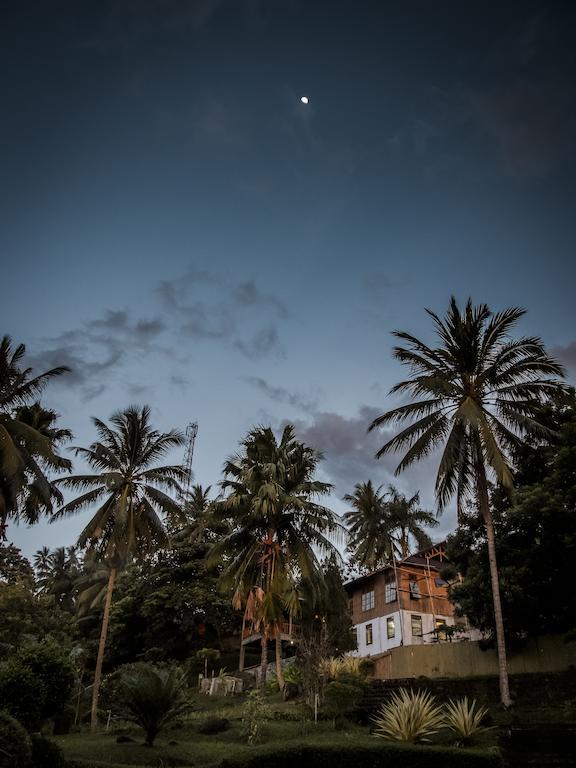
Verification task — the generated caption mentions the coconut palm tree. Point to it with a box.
[34,545,80,612]
[53,405,186,731]
[343,481,394,571]
[211,425,341,691]
[386,485,438,559]
[369,297,565,707]
[0,337,71,537]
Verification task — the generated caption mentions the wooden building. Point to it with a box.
[345,543,458,657]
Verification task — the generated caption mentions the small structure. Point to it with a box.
[345,543,469,658]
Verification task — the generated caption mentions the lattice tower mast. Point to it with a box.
[179,421,198,505]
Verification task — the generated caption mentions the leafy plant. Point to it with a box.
[0,710,31,768]
[445,697,494,746]
[324,679,365,729]
[241,689,270,745]
[29,734,65,768]
[372,688,445,743]
[113,664,192,746]
[320,655,364,681]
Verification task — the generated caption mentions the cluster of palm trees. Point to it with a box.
[1,296,567,715]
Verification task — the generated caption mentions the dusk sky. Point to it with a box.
[2,0,576,558]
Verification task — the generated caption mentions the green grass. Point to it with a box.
[55,693,506,768]
[56,708,346,768]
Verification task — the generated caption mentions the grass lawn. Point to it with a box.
[55,696,358,768]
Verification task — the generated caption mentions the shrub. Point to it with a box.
[444,697,494,746]
[17,640,75,726]
[197,717,231,734]
[0,641,75,731]
[29,734,66,768]
[0,709,32,768]
[323,680,365,728]
[241,689,270,745]
[0,660,44,731]
[372,688,445,743]
[113,664,193,746]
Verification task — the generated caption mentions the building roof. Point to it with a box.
[344,541,447,590]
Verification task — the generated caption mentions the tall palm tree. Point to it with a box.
[0,336,71,537]
[386,485,438,559]
[369,297,565,706]
[171,484,226,545]
[53,405,186,731]
[343,481,394,571]
[211,425,340,690]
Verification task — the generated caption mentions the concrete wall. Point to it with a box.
[372,635,576,680]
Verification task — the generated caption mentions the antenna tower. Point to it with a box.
[179,421,198,505]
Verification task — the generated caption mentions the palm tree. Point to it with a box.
[344,483,437,570]
[343,481,394,571]
[34,545,80,612]
[0,336,71,537]
[369,297,565,706]
[171,484,225,545]
[211,425,341,691]
[386,485,438,559]
[53,405,186,731]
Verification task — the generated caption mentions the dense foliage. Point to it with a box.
[0,710,31,768]
[447,403,576,642]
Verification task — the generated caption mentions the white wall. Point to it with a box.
[353,611,455,656]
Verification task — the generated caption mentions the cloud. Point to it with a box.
[25,309,166,400]
[158,270,286,359]
[288,406,453,539]
[244,376,317,414]
[552,341,576,382]
[233,281,289,318]
[234,327,283,361]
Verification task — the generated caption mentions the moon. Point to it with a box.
[300,96,309,105]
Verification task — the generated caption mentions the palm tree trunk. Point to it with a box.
[259,627,269,692]
[90,567,117,732]
[275,632,285,691]
[475,463,512,707]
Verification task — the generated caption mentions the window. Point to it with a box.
[435,619,448,641]
[435,577,447,587]
[366,624,373,645]
[386,616,395,639]
[409,580,421,599]
[351,626,358,646]
[411,615,423,637]
[385,581,397,603]
[361,590,375,611]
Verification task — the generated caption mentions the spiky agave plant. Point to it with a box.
[445,697,494,746]
[372,688,445,743]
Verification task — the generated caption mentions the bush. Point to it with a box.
[445,697,494,746]
[0,641,75,731]
[113,664,192,746]
[30,734,66,768]
[0,709,32,768]
[17,640,75,725]
[241,689,270,745]
[197,717,231,734]
[218,741,503,768]
[324,680,365,728]
[0,660,44,731]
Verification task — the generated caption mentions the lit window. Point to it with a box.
[411,615,423,637]
[435,619,448,641]
[385,581,397,603]
[361,590,375,611]
[386,616,395,639]
[409,580,421,599]
[366,624,373,645]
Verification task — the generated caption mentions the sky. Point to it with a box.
[2,0,576,558]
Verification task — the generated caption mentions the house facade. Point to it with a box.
[345,543,458,657]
